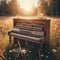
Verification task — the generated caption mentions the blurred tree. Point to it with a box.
[47,0,58,16]
[0,0,19,16]
[0,0,5,16]
[57,0,60,15]
[4,0,19,16]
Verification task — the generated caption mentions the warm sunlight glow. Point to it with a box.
[17,0,39,12]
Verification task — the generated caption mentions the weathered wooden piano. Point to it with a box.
[8,17,50,60]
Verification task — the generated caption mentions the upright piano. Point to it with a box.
[8,17,50,60]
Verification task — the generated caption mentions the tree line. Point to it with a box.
[0,0,60,16]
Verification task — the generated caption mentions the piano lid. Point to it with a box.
[14,16,49,21]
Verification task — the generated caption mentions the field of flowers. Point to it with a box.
[0,17,13,48]
[0,17,60,48]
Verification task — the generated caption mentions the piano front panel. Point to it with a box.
[13,18,50,45]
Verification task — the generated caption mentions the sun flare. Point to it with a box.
[17,0,39,12]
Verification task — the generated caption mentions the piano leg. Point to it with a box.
[9,36,14,47]
[9,36,11,44]
[38,47,42,60]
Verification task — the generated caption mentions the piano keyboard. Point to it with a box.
[9,32,44,41]
[12,28,45,37]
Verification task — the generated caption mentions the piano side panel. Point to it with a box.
[46,20,50,45]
